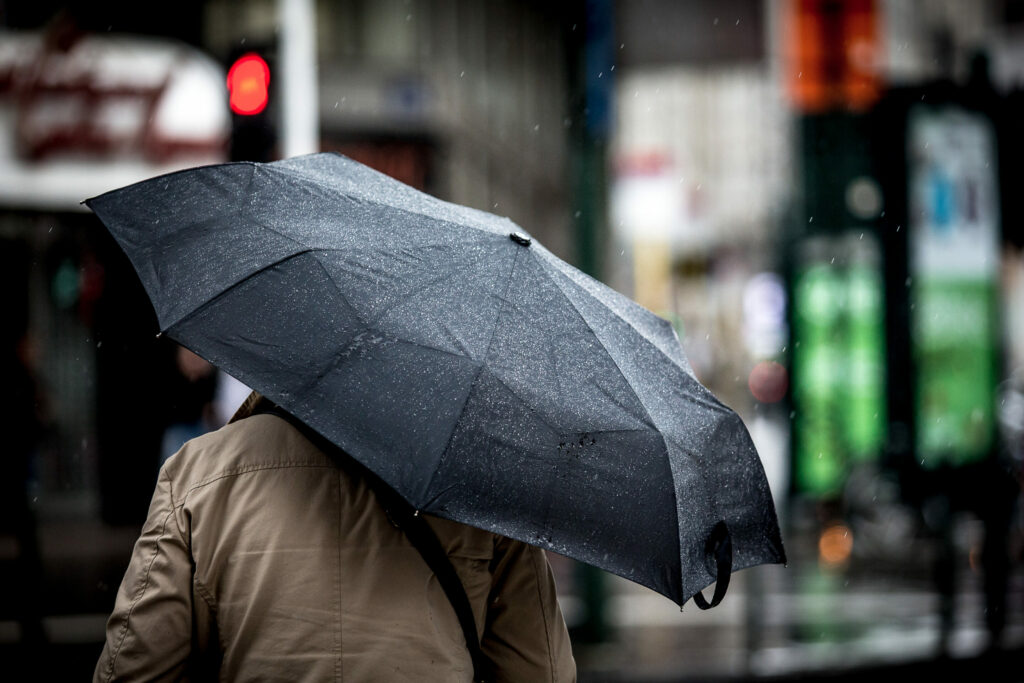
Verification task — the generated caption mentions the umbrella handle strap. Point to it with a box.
[253,402,491,682]
[692,521,732,610]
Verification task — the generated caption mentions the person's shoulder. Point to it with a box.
[161,414,330,492]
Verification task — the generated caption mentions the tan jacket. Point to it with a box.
[94,394,575,682]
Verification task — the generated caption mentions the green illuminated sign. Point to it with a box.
[907,106,999,467]
[792,234,887,496]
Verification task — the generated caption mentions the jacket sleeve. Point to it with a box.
[94,468,194,683]
[482,538,576,682]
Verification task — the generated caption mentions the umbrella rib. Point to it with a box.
[278,254,490,399]
[308,250,372,329]
[250,215,318,252]
[416,244,524,507]
[365,269,481,333]
[592,378,659,432]
[307,242,500,361]
[536,250,694,377]
[476,372,564,435]
[533,254,663,435]
[539,255,725,417]
[534,252,686,591]
[162,248,315,332]
[268,162,513,241]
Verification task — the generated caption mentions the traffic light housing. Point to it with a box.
[227,47,277,162]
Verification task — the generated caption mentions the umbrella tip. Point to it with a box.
[509,232,532,247]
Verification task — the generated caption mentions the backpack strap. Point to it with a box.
[252,402,491,682]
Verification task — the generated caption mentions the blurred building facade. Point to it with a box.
[206,0,577,259]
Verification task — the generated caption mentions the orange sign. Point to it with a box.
[784,0,882,112]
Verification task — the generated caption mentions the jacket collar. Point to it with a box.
[229,391,273,424]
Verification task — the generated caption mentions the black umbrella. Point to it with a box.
[86,152,784,607]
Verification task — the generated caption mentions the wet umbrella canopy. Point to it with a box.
[87,153,785,607]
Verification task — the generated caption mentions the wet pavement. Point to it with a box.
[558,524,1024,682]
[565,566,1024,681]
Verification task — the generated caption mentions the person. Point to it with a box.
[94,392,576,682]
[159,345,219,465]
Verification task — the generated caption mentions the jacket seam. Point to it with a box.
[103,474,177,683]
[164,467,189,547]
[530,549,558,682]
[177,462,335,502]
[193,576,217,613]
[335,470,343,682]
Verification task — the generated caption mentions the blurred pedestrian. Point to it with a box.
[159,345,218,464]
[94,392,575,682]
[0,333,47,655]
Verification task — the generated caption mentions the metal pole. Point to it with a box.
[278,0,319,158]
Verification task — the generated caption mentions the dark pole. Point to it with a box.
[566,0,613,645]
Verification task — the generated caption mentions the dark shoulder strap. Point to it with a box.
[252,403,490,682]
[376,490,491,683]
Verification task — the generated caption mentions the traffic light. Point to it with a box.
[228,53,270,115]
[227,48,277,162]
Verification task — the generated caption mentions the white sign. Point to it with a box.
[907,106,1000,279]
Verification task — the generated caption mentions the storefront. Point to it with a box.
[0,28,230,524]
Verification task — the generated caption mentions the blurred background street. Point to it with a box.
[0,0,1022,680]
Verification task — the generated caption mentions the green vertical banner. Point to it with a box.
[844,240,887,461]
[792,234,887,496]
[793,255,845,495]
[907,107,1000,467]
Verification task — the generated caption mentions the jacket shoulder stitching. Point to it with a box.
[103,476,177,682]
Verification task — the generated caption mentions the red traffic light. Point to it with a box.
[227,53,270,115]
